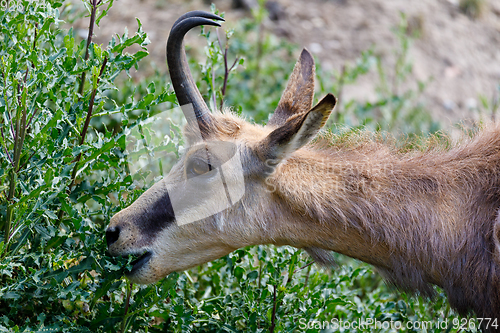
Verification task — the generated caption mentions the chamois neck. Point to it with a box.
[268,134,500,293]
[268,146,401,266]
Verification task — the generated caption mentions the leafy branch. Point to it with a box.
[216,28,240,110]
[77,0,102,96]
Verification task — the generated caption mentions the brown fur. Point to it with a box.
[107,44,500,330]
[265,125,500,322]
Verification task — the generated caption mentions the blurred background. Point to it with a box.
[70,0,500,131]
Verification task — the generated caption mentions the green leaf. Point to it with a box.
[96,0,114,26]
[9,227,31,256]
[44,210,58,220]
[134,50,148,62]
[63,34,75,56]
[72,145,90,156]
[89,271,124,310]
[35,17,55,43]
[43,236,66,252]
[111,34,145,54]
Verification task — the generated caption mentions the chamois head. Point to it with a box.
[106,11,337,284]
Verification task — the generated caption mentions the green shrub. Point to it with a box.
[0,1,475,332]
[0,0,176,331]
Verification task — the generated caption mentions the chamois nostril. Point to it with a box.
[106,226,120,248]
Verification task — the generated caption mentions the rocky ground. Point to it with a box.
[71,0,500,129]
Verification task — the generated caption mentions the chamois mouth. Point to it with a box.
[126,251,153,275]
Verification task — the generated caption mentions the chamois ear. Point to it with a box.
[257,93,336,164]
[267,48,315,127]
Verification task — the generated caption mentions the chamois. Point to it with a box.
[106,11,500,328]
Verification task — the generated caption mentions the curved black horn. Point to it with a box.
[167,11,224,131]
[172,11,223,28]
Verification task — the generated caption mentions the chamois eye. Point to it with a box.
[187,158,212,177]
